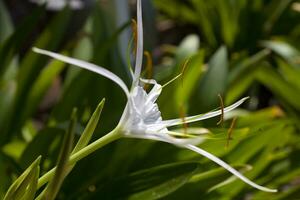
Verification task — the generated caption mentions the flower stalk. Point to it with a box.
[37,128,121,189]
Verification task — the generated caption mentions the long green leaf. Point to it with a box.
[255,64,300,111]
[0,7,44,78]
[197,46,228,111]
[18,57,65,126]
[88,162,199,200]
[261,40,300,68]
[0,0,13,43]
[3,156,41,200]
[43,109,76,200]
[2,7,72,142]
[72,99,105,153]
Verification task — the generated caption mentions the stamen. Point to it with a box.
[131,19,138,55]
[162,58,190,88]
[162,74,182,88]
[179,105,188,135]
[226,117,237,148]
[181,59,190,86]
[144,51,153,79]
[217,94,224,125]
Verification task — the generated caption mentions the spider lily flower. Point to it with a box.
[30,0,84,11]
[33,0,277,193]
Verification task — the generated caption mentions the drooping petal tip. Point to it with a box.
[184,144,277,193]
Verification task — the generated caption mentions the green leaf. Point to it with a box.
[164,165,251,199]
[263,0,293,33]
[43,109,77,200]
[41,99,106,194]
[190,0,217,46]
[236,106,285,127]
[214,123,293,198]
[19,128,64,169]
[18,56,65,126]
[226,49,271,104]
[89,162,199,200]
[214,0,239,47]
[22,163,39,200]
[197,46,228,111]
[255,64,300,111]
[3,156,41,200]
[277,57,300,91]
[2,140,27,161]
[228,49,270,85]
[50,6,129,123]
[72,99,105,153]
[0,80,16,134]
[261,40,300,68]
[5,7,72,138]
[175,51,204,107]
[14,163,39,200]
[0,0,13,43]
[226,71,255,105]
[0,152,22,199]
[175,34,200,63]
[0,7,44,78]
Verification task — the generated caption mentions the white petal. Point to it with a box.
[124,131,164,141]
[140,78,162,102]
[33,47,130,97]
[139,78,157,85]
[184,144,277,192]
[162,97,249,127]
[165,135,204,146]
[133,0,144,83]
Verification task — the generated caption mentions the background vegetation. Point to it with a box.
[0,0,300,199]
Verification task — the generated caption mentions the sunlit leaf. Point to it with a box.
[3,156,41,200]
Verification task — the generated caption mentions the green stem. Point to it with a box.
[37,128,121,189]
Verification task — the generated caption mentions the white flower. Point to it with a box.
[33,0,277,193]
[30,0,84,11]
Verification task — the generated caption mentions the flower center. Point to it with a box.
[121,86,167,136]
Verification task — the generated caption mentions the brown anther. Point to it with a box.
[217,94,224,125]
[143,51,153,90]
[144,51,153,79]
[226,117,237,148]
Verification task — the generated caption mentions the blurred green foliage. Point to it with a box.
[0,0,300,199]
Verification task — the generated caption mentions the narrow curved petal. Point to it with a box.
[162,97,249,127]
[33,47,130,97]
[127,131,276,192]
[184,144,277,192]
[133,0,144,83]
